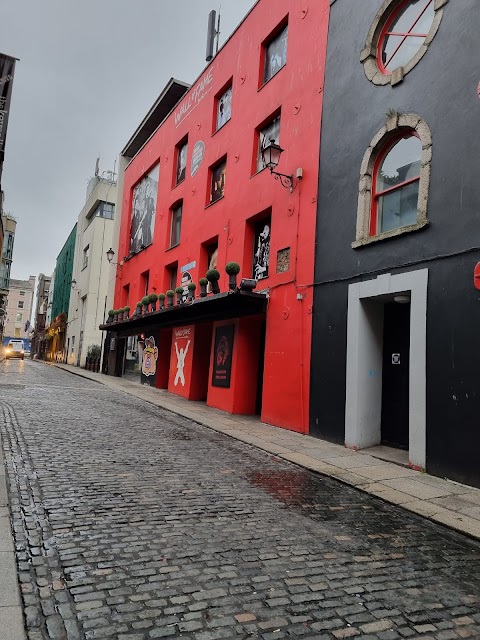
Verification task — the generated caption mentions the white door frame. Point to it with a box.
[345,269,428,469]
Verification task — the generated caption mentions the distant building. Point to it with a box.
[0,213,16,340]
[48,225,76,361]
[30,273,52,359]
[3,275,35,340]
[66,174,117,367]
[45,270,55,328]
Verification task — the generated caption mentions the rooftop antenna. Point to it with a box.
[94,156,100,177]
[206,7,221,62]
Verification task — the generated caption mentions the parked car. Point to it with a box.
[5,340,25,360]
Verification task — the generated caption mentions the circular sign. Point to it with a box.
[191,141,205,177]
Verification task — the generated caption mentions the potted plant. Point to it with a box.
[166,290,175,307]
[124,305,130,320]
[206,268,221,294]
[187,282,196,302]
[225,262,241,291]
[148,292,158,312]
[175,286,184,305]
[135,301,143,316]
[113,310,119,323]
[158,293,166,310]
[107,310,115,324]
[142,296,150,314]
[199,277,208,298]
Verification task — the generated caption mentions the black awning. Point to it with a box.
[100,290,267,337]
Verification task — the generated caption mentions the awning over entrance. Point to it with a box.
[100,290,268,337]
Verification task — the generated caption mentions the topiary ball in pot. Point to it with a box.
[166,290,175,307]
[225,262,241,290]
[199,277,208,298]
[206,268,221,294]
[175,286,184,304]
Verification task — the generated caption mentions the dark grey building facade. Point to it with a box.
[311,0,480,487]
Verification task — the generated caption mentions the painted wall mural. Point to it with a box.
[130,164,159,255]
[141,335,158,386]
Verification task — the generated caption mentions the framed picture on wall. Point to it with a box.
[212,324,235,388]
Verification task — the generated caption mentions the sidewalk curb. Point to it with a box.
[0,417,27,639]
[47,362,480,543]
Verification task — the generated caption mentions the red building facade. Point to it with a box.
[108,0,330,433]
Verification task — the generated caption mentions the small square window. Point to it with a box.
[16,313,23,322]
[258,116,280,173]
[19,291,25,296]
[253,215,271,280]
[264,23,288,84]
[18,301,24,309]
[210,159,226,204]
[170,204,182,248]
[176,139,188,185]
[216,85,232,131]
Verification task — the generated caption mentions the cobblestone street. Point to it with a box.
[1,360,479,640]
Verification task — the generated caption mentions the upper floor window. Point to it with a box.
[170,203,182,248]
[353,114,432,248]
[379,0,434,73]
[86,201,115,226]
[264,23,288,84]
[210,159,226,204]
[82,245,89,269]
[19,291,25,296]
[258,115,280,173]
[361,0,448,86]
[16,313,23,322]
[216,84,232,131]
[372,133,421,235]
[18,301,24,309]
[176,138,188,185]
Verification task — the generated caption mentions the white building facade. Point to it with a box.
[66,175,117,367]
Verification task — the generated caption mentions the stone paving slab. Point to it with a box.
[0,606,26,640]
[50,363,480,541]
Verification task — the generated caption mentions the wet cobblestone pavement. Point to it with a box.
[1,360,479,640]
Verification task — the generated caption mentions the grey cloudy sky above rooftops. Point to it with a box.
[1,0,255,280]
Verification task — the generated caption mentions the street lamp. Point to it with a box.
[261,138,294,192]
[106,247,115,264]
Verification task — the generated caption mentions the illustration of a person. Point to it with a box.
[177,145,187,183]
[142,336,158,377]
[254,224,270,280]
[174,340,191,386]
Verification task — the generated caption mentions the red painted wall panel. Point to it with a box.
[114,0,330,433]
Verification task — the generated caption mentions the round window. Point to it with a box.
[361,0,447,86]
[379,0,434,73]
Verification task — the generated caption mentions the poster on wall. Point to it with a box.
[253,218,271,280]
[173,327,192,387]
[180,261,197,301]
[212,324,235,388]
[129,164,159,255]
[191,141,205,177]
[140,336,158,386]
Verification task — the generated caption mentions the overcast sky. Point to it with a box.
[1,0,256,280]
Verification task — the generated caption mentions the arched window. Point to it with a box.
[361,0,448,86]
[371,133,421,235]
[353,114,431,248]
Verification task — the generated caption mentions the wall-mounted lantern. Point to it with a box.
[261,138,294,192]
